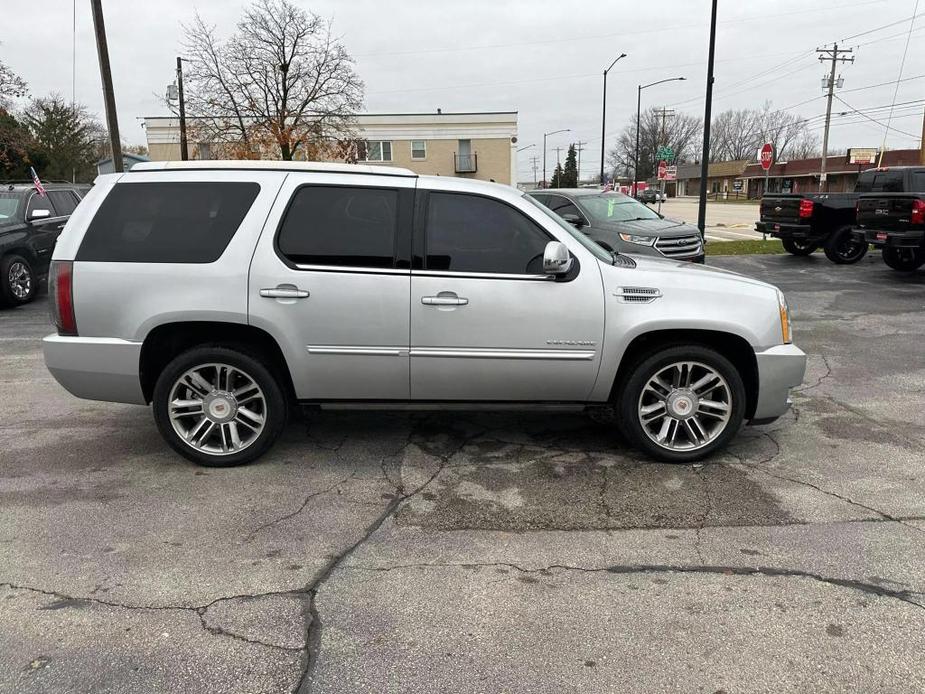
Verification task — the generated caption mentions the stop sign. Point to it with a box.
[760,143,774,170]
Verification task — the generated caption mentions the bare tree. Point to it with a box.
[606,108,702,181]
[180,0,364,160]
[788,132,822,160]
[710,108,761,161]
[0,52,28,110]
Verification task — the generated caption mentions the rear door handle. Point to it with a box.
[260,285,309,299]
[422,295,468,306]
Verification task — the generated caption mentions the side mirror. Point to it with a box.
[561,212,584,227]
[27,209,52,222]
[543,241,573,275]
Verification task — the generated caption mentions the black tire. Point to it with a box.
[882,246,925,272]
[616,344,746,463]
[781,238,817,256]
[152,345,288,467]
[0,254,37,308]
[823,226,868,264]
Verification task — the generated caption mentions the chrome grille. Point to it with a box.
[655,234,703,258]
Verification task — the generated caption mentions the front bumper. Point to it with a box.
[43,334,146,405]
[863,228,924,249]
[751,343,807,422]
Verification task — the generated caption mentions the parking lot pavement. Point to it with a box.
[2,254,924,693]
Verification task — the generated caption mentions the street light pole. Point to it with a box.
[176,56,188,161]
[600,53,627,185]
[633,77,685,198]
[543,129,570,189]
[697,0,718,237]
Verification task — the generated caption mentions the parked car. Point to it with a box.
[636,188,667,204]
[44,161,805,467]
[856,168,925,271]
[756,166,925,264]
[528,189,703,262]
[0,182,86,307]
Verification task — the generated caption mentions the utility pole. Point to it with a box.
[176,57,189,161]
[555,146,563,168]
[530,156,539,186]
[696,0,718,238]
[90,0,123,173]
[574,140,587,184]
[817,43,854,191]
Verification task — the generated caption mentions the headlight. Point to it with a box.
[619,233,656,246]
[777,289,792,344]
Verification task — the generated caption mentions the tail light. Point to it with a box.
[49,260,77,336]
[798,199,814,218]
[911,199,925,225]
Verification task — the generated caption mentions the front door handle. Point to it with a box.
[260,285,309,299]
[422,295,468,306]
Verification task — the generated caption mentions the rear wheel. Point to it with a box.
[0,254,37,307]
[152,346,287,467]
[617,345,746,463]
[823,226,868,264]
[781,238,817,256]
[882,246,925,272]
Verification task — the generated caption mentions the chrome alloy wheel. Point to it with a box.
[637,361,732,452]
[8,261,32,300]
[168,363,267,455]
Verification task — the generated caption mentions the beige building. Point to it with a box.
[143,111,519,185]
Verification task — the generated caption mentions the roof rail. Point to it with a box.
[131,160,417,177]
[1,179,77,185]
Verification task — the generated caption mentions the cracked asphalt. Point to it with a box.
[1,253,924,693]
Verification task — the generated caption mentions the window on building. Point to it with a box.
[424,192,550,275]
[411,140,426,160]
[277,186,398,269]
[76,182,260,263]
[364,141,393,162]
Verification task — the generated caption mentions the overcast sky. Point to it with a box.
[3,0,923,180]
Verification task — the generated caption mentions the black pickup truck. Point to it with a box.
[856,168,925,272]
[756,166,925,265]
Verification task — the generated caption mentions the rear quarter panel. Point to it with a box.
[62,170,287,340]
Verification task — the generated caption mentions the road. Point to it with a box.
[661,197,765,242]
[2,254,924,693]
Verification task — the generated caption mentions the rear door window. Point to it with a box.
[27,193,56,218]
[857,171,904,193]
[48,190,78,216]
[276,186,400,269]
[76,182,260,263]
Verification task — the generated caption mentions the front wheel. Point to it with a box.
[781,238,817,256]
[882,246,925,272]
[823,226,868,264]
[617,345,746,463]
[152,346,288,467]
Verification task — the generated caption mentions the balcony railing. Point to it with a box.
[454,153,477,173]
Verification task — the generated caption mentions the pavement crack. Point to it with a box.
[247,473,358,540]
[795,353,832,393]
[195,609,303,653]
[341,562,925,610]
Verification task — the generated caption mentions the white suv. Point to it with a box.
[43,161,805,466]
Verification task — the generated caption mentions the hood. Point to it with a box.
[591,217,699,237]
[602,252,777,292]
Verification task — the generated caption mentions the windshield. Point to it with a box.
[522,193,612,263]
[576,194,661,223]
[0,192,23,224]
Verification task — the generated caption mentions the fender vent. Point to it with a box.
[613,286,662,303]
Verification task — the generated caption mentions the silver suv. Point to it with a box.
[43,161,806,467]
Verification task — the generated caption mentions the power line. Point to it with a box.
[831,96,923,138]
[878,0,920,165]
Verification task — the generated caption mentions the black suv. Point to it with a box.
[0,183,87,307]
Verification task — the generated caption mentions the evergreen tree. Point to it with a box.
[24,95,103,182]
[562,144,578,187]
[550,162,563,188]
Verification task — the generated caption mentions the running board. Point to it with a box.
[310,402,588,412]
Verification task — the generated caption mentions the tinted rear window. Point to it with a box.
[77,182,260,263]
[276,186,399,268]
[856,171,904,193]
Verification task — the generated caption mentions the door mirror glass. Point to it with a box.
[561,212,583,227]
[543,241,573,275]
[27,208,52,222]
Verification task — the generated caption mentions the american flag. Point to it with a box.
[30,167,47,197]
